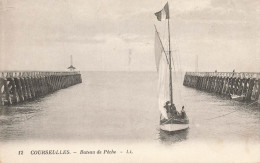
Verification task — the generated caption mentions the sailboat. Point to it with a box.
[154,2,189,132]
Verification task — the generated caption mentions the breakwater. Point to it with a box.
[183,72,260,102]
[0,71,82,106]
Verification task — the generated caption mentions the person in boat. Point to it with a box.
[171,103,177,111]
[164,101,170,112]
[170,103,180,116]
[164,101,174,118]
[181,106,187,119]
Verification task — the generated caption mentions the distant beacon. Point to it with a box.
[68,55,76,71]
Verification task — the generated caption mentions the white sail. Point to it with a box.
[155,31,169,119]
[158,54,170,119]
[154,31,164,71]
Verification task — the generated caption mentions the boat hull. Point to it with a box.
[160,114,189,132]
[160,123,189,132]
[231,94,245,101]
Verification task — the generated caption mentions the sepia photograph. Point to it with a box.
[0,0,259,162]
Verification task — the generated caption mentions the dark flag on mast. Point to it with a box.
[154,2,169,21]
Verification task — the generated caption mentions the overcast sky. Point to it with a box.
[0,0,259,72]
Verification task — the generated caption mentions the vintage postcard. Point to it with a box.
[0,0,259,162]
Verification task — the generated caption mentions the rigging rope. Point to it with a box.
[161,116,174,125]
[206,110,237,120]
[206,101,258,121]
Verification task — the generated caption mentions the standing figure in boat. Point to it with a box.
[181,106,187,119]
[164,101,174,118]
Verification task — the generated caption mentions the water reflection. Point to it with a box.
[0,102,42,126]
[158,128,189,144]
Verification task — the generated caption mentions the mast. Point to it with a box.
[70,55,73,66]
[195,55,198,72]
[128,49,132,71]
[68,55,76,71]
[168,11,174,106]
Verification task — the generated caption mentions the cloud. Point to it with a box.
[1,0,259,72]
[42,34,107,44]
[211,0,260,12]
[175,0,260,22]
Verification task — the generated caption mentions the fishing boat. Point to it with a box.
[154,2,189,132]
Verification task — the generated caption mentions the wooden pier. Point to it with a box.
[183,72,260,103]
[0,71,82,106]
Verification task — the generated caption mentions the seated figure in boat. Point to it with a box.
[171,103,176,111]
[164,101,179,118]
[171,103,180,116]
[181,106,187,119]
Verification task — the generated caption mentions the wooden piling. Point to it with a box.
[183,72,260,103]
[0,71,82,106]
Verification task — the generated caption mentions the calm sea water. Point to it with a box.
[0,71,259,144]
